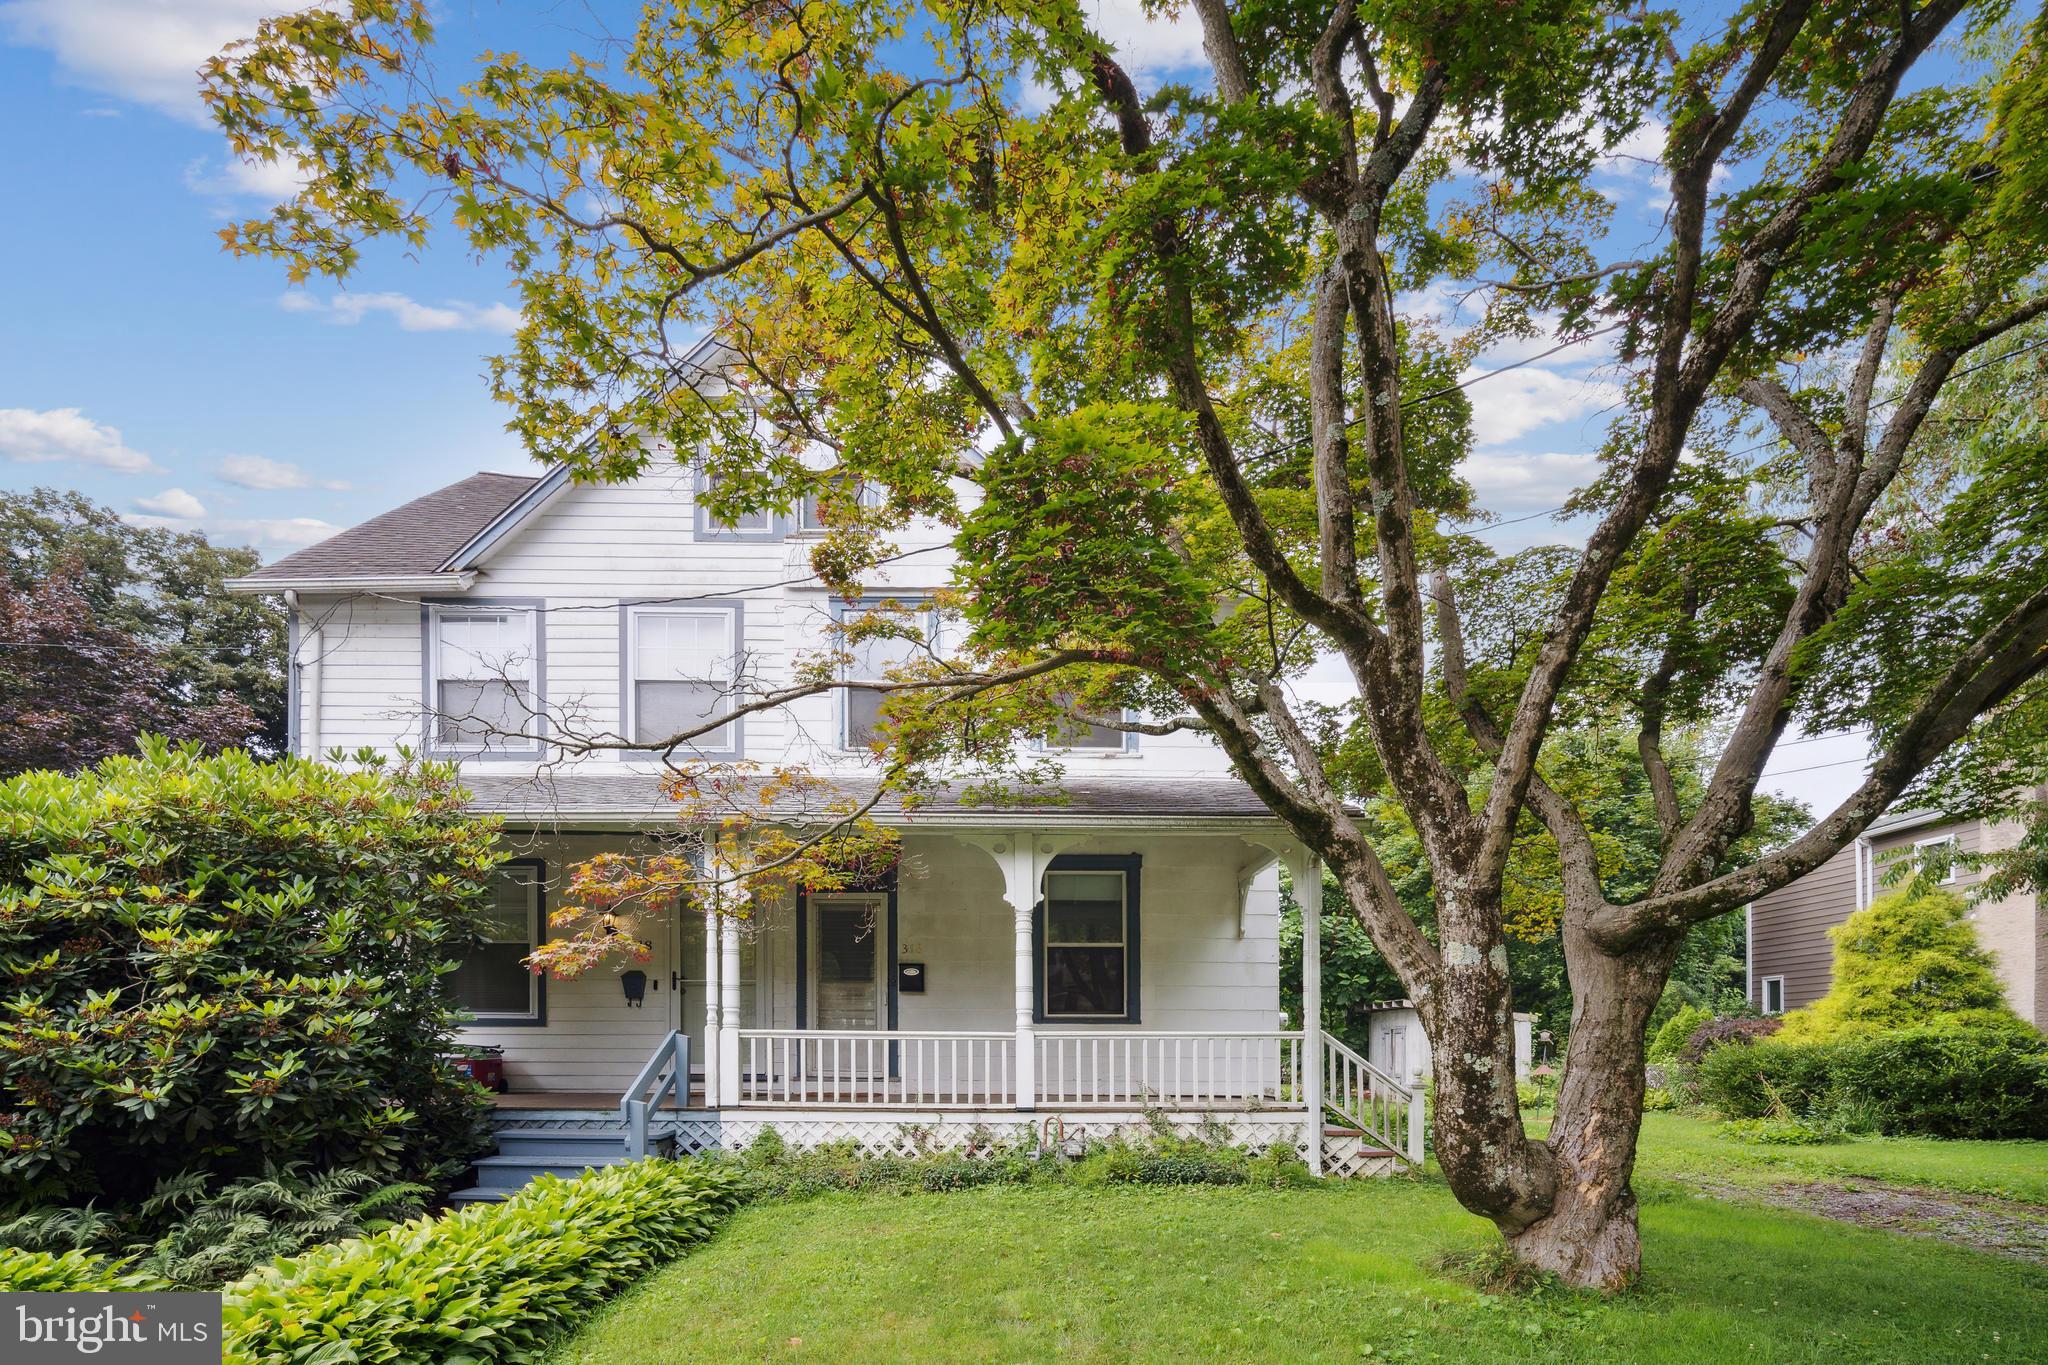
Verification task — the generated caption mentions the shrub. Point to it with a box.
[1694,1039,1839,1119]
[1516,1076,1557,1112]
[1715,1116,1842,1146]
[0,744,501,1209]
[1695,1026,2048,1139]
[1828,1026,2048,1139]
[1647,1004,1711,1063]
[1642,1087,1677,1112]
[0,1246,161,1292]
[1681,1014,1781,1062]
[1778,886,2026,1042]
[223,1157,746,1365]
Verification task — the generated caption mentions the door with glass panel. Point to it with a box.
[676,909,755,1082]
[807,895,886,1094]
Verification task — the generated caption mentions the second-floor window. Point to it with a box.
[839,601,929,749]
[430,605,540,752]
[629,607,739,753]
[1042,702,1135,753]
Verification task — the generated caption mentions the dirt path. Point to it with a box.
[1694,1177,2048,1263]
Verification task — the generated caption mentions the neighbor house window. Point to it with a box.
[628,607,740,753]
[1760,976,1785,1015]
[1914,835,1960,883]
[430,605,540,751]
[839,601,929,749]
[454,863,544,1023]
[1037,856,1141,1022]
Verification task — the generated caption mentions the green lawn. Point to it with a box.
[549,1172,2048,1363]
[1630,1111,2048,1203]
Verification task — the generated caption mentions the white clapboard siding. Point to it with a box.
[292,469,1238,778]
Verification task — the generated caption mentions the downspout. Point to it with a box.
[285,590,321,758]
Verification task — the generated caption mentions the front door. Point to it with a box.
[809,895,885,1030]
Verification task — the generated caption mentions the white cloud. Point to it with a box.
[0,0,283,124]
[1460,450,1601,508]
[133,487,207,518]
[184,153,302,200]
[0,406,161,473]
[125,511,341,553]
[1020,0,1210,112]
[279,290,523,334]
[214,452,346,491]
[1463,366,1622,447]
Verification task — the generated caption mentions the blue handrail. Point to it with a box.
[620,1030,690,1159]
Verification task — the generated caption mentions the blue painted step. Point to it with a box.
[446,1123,675,1206]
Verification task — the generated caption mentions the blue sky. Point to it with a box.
[0,0,1870,811]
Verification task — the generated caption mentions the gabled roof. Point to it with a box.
[236,472,540,586]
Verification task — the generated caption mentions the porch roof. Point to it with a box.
[462,771,1287,828]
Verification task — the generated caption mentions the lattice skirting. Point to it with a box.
[491,1107,1403,1176]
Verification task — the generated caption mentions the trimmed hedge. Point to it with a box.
[1697,1025,2048,1139]
[222,1157,745,1364]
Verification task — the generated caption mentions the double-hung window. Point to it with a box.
[1037,856,1140,1022]
[430,605,540,752]
[839,601,929,749]
[628,607,740,753]
[454,862,544,1023]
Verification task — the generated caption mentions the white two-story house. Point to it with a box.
[229,444,1418,1193]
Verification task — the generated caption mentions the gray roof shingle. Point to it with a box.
[244,471,540,581]
[462,772,1282,824]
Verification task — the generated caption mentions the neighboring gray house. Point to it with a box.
[228,442,1422,1195]
[1747,804,2048,1028]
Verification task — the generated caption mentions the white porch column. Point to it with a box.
[717,911,742,1107]
[1009,840,1037,1112]
[1287,847,1324,1176]
[701,904,721,1107]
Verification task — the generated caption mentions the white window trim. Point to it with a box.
[464,864,545,1024]
[1760,975,1785,1016]
[1914,834,1961,883]
[623,603,744,757]
[1042,868,1131,1021]
[425,602,543,757]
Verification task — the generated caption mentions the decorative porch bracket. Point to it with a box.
[959,831,1082,1111]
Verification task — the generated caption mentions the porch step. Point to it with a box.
[445,1121,674,1207]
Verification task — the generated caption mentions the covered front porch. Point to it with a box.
[454,781,1421,1187]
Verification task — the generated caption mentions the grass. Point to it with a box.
[1629,1111,2048,1203]
[548,1175,2048,1363]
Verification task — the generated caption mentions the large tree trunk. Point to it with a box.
[1503,922,1680,1289]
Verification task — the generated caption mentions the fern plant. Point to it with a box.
[4,1165,430,1288]
[136,1164,430,1287]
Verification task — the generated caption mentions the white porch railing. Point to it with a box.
[1036,1031,1304,1107]
[1321,1030,1422,1165]
[736,1030,1016,1108]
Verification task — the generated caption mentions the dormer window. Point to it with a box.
[428,603,541,754]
